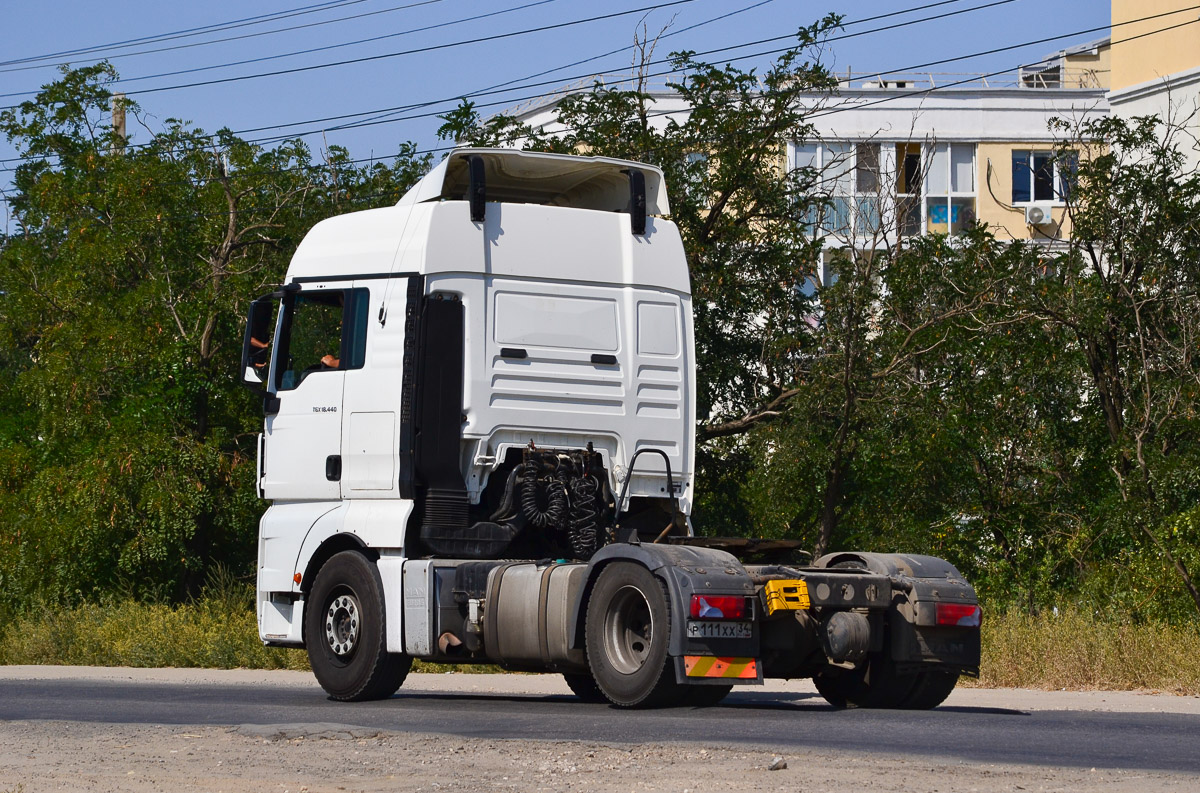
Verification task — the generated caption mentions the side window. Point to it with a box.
[275,288,369,391]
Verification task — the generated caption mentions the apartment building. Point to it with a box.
[791,59,1109,254]
[509,40,1112,262]
[1108,0,1200,170]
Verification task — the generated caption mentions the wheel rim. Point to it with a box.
[324,590,361,659]
[602,584,655,675]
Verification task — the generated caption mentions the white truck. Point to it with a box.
[240,148,982,708]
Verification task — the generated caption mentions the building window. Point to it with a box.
[1012,150,1076,204]
[794,141,881,238]
[854,142,882,236]
[925,142,977,236]
[683,151,709,203]
[895,143,922,237]
[798,250,843,296]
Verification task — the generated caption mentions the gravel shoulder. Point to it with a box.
[2,666,1199,793]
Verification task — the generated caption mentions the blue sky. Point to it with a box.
[0,1,1110,182]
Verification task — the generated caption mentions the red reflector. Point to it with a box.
[936,603,982,628]
[690,595,749,619]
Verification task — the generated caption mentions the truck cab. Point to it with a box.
[241,148,981,708]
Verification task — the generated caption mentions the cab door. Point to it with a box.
[261,284,368,502]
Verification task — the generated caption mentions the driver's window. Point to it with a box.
[278,291,346,391]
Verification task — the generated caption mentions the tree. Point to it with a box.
[1027,114,1200,616]
[0,64,430,609]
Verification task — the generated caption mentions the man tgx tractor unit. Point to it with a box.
[240,148,981,708]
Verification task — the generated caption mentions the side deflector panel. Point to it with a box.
[412,291,469,531]
[398,275,423,499]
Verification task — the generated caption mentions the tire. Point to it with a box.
[813,653,918,709]
[898,671,959,709]
[585,562,683,708]
[305,550,411,702]
[682,684,732,707]
[562,672,607,703]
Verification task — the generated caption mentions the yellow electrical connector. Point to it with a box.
[762,579,811,615]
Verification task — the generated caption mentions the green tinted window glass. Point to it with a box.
[278,291,345,391]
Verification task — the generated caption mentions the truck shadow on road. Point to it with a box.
[385,690,1028,716]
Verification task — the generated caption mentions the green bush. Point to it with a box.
[0,568,498,673]
[0,571,307,670]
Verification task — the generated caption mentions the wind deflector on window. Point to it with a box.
[399,148,669,220]
[627,168,646,236]
[468,154,486,222]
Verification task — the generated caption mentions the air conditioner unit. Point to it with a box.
[1025,204,1053,225]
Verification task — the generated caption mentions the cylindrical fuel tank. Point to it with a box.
[484,562,588,670]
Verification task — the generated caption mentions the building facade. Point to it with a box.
[512,62,1110,260]
[788,70,1108,255]
[1108,0,1200,170]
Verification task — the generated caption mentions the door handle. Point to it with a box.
[326,455,342,482]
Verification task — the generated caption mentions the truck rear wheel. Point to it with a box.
[682,684,732,707]
[898,670,959,709]
[585,562,683,708]
[814,655,958,710]
[305,550,411,702]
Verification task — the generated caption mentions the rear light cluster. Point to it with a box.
[690,595,750,620]
[936,602,982,628]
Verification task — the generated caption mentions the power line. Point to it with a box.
[0,0,1037,170]
[0,0,975,159]
[226,10,1200,175]
[0,0,1053,182]
[46,0,563,86]
[9,0,1176,180]
[241,0,1022,145]
[0,0,704,103]
[0,0,370,68]
[0,0,787,167]
[261,0,787,137]
[7,11,1194,234]
[807,14,1200,119]
[342,0,972,133]
[0,1,446,75]
[343,0,783,132]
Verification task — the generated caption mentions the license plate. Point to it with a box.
[686,620,752,639]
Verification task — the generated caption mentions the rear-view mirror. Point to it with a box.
[241,297,276,390]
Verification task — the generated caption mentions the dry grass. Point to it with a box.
[4,595,1199,692]
[974,606,1200,693]
[0,586,493,674]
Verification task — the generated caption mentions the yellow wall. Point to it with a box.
[1112,1,1200,90]
[1064,43,1111,89]
[976,143,1071,241]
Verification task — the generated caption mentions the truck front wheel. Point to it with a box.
[585,562,682,708]
[562,672,607,703]
[305,551,411,702]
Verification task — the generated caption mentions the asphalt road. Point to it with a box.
[3,672,1199,774]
